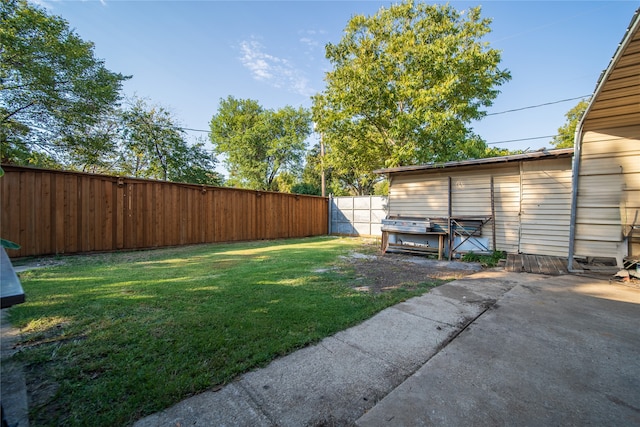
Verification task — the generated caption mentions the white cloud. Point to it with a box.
[297,29,327,63]
[238,38,315,97]
[301,29,327,36]
[299,37,319,47]
[30,0,55,9]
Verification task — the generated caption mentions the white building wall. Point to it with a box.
[574,125,640,262]
[386,158,573,255]
[519,158,573,257]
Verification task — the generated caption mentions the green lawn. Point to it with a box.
[8,237,442,426]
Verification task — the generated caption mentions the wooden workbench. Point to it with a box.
[382,230,447,260]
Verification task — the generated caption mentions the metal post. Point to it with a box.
[369,195,373,236]
[491,176,496,252]
[328,194,333,235]
[448,176,453,261]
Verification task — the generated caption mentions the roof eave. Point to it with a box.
[374,148,574,175]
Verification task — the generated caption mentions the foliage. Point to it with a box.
[120,98,186,181]
[9,237,440,426]
[271,170,298,193]
[119,98,222,185]
[166,137,224,186]
[373,179,389,196]
[210,96,311,191]
[461,250,506,267]
[0,0,129,164]
[303,142,382,196]
[60,116,121,173]
[551,99,588,149]
[292,143,328,196]
[312,1,510,194]
[484,146,524,157]
[291,182,321,195]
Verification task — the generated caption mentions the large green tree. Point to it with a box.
[60,116,121,173]
[0,0,128,165]
[551,99,588,149]
[312,1,510,194]
[293,144,323,196]
[210,96,311,191]
[120,98,222,185]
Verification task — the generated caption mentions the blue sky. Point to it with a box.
[36,0,638,161]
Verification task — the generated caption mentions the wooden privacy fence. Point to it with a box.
[1,165,328,258]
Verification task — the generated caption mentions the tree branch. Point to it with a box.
[1,101,35,123]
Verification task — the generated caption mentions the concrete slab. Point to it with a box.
[238,336,407,426]
[333,306,457,371]
[134,384,271,427]
[393,293,486,327]
[429,271,546,304]
[356,275,640,426]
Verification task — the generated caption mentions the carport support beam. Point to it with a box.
[448,176,453,261]
[491,176,496,252]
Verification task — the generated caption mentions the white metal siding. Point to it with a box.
[574,126,640,261]
[493,173,521,254]
[388,173,449,217]
[519,159,573,257]
[451,174,491,217]
[387,158,573,255]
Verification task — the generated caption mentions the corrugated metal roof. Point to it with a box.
[581,7,640,131]
[374,148,574,175]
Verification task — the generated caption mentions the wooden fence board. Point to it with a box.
[103,180,113,250]
[40,173,52,254]
[18,172,29,254]
[67,174,74,253]
[1,166,328,257]
[153,183,161,248]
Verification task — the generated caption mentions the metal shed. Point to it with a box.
[375,149,574,258]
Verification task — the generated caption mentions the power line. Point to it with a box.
[20,95,589,149]
[485,95,589,116]
[487,135,556,145]
[190,129,559,147]
[182,127,210,133]
[180,95,591,134]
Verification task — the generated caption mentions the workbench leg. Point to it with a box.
[438,235,443,260]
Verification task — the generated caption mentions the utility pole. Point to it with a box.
[314,122,326,197]
[320,132,326,197]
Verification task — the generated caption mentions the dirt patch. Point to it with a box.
[343,251,482,294]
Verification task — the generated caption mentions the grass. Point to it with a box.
[7,236,442,426]
[461,250,506,268]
